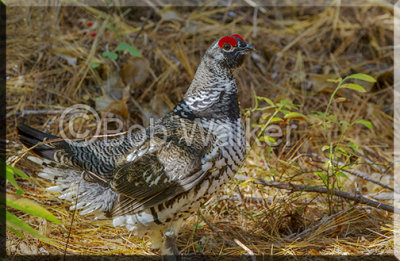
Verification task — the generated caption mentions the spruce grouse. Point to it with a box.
[17,34,255,256]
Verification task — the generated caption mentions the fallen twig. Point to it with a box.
[235,174,397,213]
[233,238,256,260]
[355,151,393,177]
[341,168,394,191]
[15,110,82,116]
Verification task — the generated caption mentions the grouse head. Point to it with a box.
[181,34,254,115]
[207,34,255,71]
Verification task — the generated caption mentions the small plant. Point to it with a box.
[2,162,61,243]
[99,42,141,63]
[312,73,375,214]
[90,42,142,68]
[247,73,375,215]
[245,95,308,160]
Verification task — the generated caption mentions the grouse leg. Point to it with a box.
[161,230,181,261]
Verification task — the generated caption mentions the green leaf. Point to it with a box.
[280,110,291,115]
[284,112,307,119]
[7,165,31,182]
[193,223,203,229]
[337,171,349,179]
[6,168,23,195]
[277,99,292,107]
[340,83,366,93]
[8,226,25,238]
[6,194,61,224]
[346,73,376,83]
[258,97,275,106]
[90,61,100,68]
[270,117,283,122]
[102,51,118,61]
[322,145,330,152]
[328,114,337,120]
[315,171,327,183]
[5,210,50,242]
[347,142,359,152]
[354,119,373,129]
[260,136,277,144]
[116,42,142,57]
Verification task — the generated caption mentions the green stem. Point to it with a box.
[327,142,334,215]
[244,105,283,161]
[323,77,347,139]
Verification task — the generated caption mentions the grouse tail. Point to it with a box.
[17,123,69,162]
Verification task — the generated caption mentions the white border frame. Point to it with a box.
[394,0,399,259]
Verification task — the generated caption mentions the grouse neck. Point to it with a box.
[181,59,240,120]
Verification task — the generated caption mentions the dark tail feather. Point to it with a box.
[17,123,68,162]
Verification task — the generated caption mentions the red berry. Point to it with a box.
[83,31,87,35]
[87,22,93,27]
[91,32,97,37]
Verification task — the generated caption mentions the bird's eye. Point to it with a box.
[223,43,232,51]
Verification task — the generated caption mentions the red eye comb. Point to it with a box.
[218,36,237,48]
[231,34,245,42]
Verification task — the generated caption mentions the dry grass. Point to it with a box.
[6,3,395,256]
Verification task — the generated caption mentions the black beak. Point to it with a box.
[244,43,255,51]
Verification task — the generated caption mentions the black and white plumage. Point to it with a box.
[17,34,254,256]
